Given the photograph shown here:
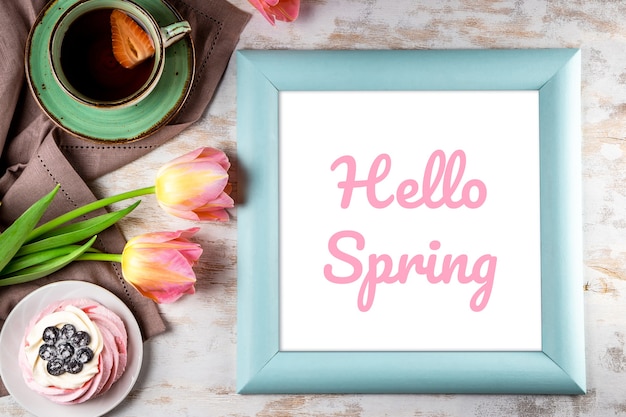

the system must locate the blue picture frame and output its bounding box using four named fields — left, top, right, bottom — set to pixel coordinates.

left=236, top=49, right=584, bottom=394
